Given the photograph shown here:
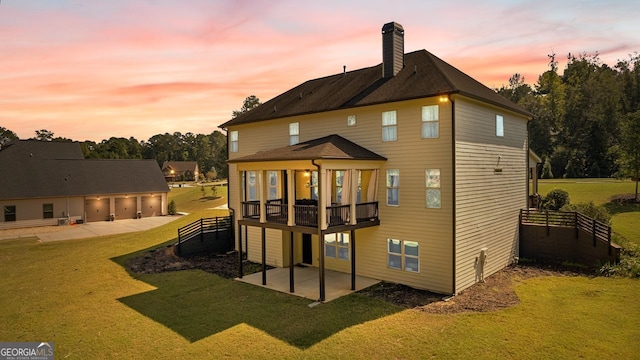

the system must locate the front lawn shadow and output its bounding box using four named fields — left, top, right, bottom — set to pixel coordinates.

left=111, top=249, right=401, bottom=348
